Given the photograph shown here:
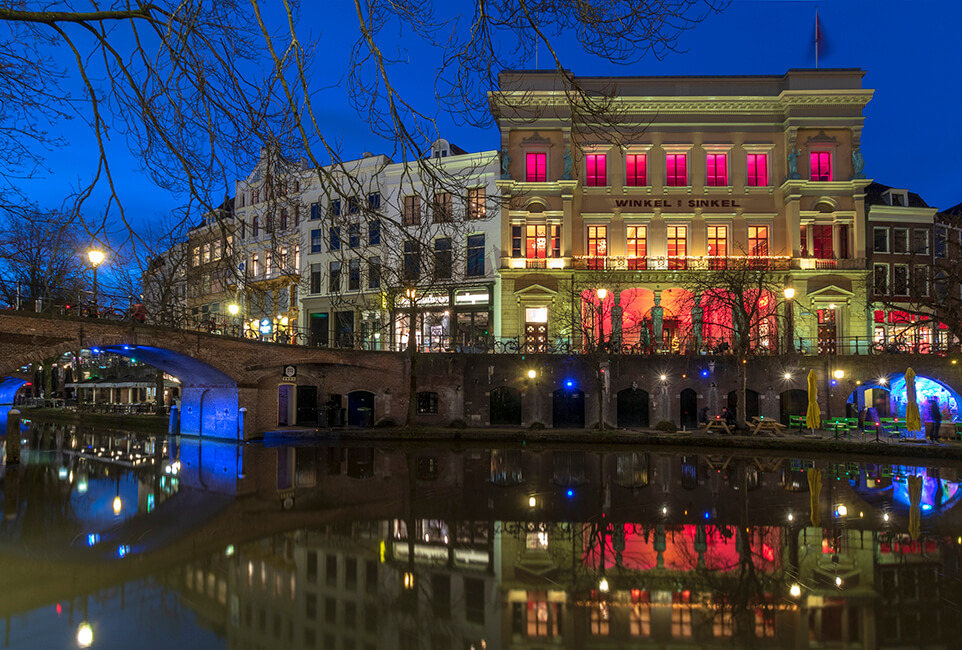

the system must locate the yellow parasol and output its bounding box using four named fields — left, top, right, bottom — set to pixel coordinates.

left=905, top=368, right=922, bottom=435
left=805, top=370, right=821, bottom=430
left=908, top=475, right=922, bottom=540
left=807, top=467, right=822, bottom=528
